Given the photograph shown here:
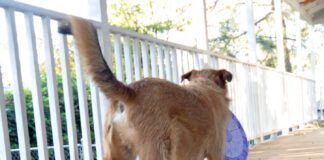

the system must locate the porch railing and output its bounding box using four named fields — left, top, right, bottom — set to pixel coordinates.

left=0, top=1, right=316, bottom=160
